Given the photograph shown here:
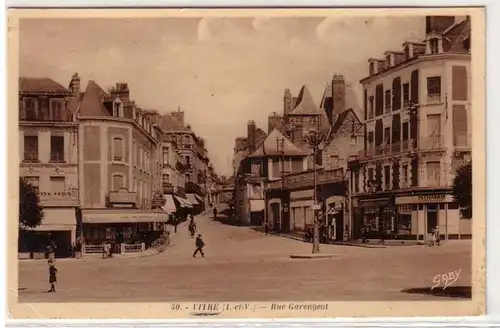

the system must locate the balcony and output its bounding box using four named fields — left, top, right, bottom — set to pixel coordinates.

left=358, top=140, right=415, bottom=160
left=50, top=152, right=66, bottom=163
left=23, top=152, right=39, bottom=163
